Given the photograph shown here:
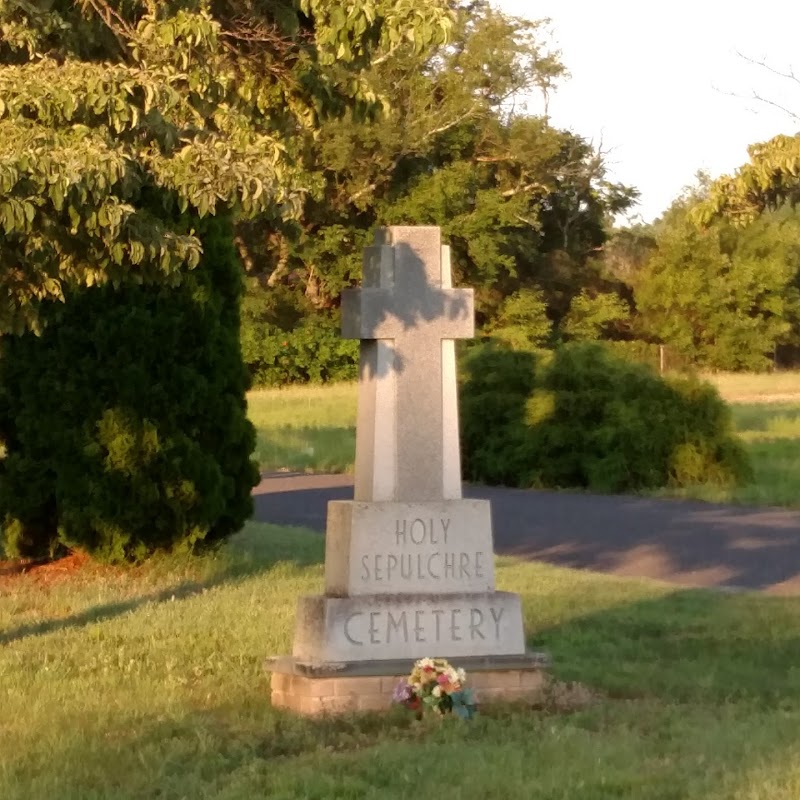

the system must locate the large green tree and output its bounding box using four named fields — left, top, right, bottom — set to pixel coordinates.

left=695, top=134, right=800, bottom=226
left=0, top=213, right=260, bottom=561
left=636, top=184, right=800, bottom=370
left=234, top=0, right=637, bottom=375
left=0, top=0, right=453, bottom=334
